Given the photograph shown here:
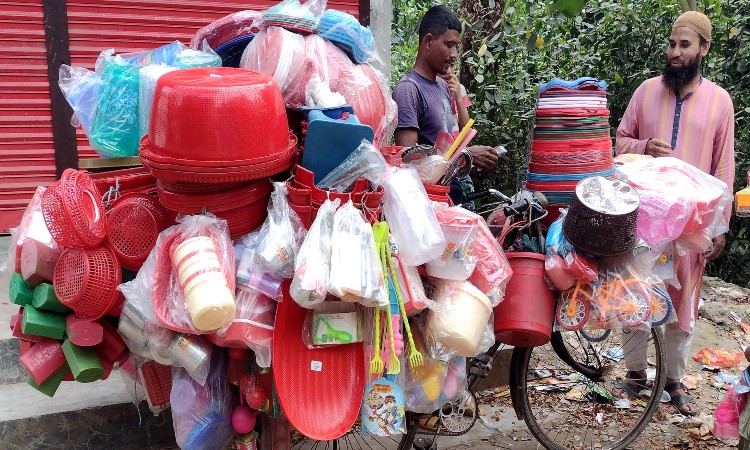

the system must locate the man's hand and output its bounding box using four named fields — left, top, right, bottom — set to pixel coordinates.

left=645, top=138, right=672, bottom=157
left=468, top=145, right=498, bottom=171
left=703, top=233, right=726, bottom=261
left=445, top=73, right=461, bottom=100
